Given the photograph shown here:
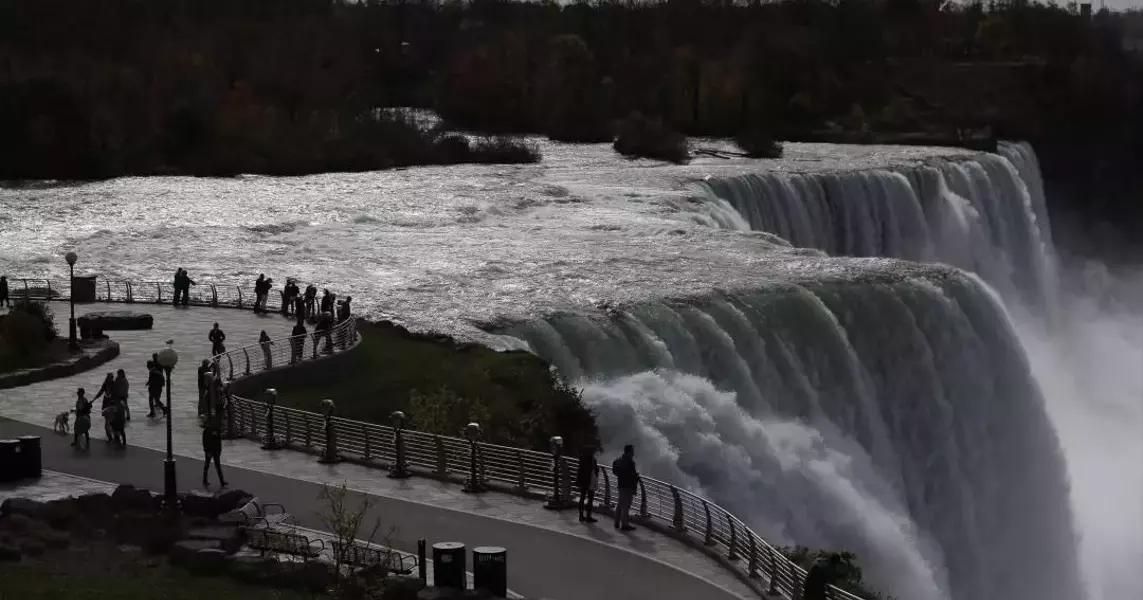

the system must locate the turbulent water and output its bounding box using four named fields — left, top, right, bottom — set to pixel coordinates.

left=2, top=140, right=1139, bottom=600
